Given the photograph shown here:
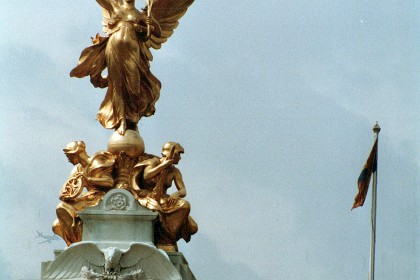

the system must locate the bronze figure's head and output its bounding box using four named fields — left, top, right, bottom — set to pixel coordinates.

left=63, top=141, right=87, bottom=164
left=161, top=142, right=184, bottom=164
